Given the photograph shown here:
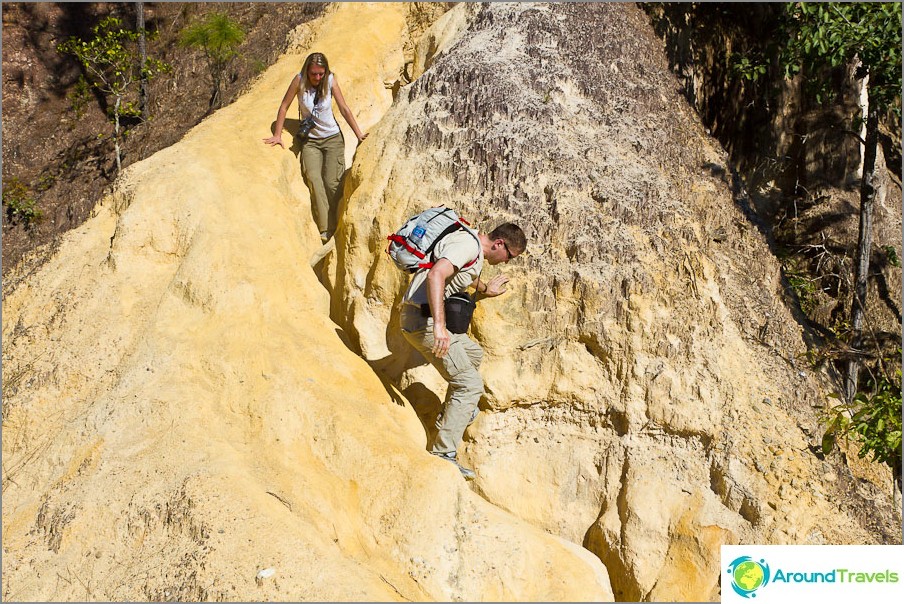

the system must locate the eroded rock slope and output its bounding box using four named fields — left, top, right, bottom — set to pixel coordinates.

left=1, top=3, right=611, bottom=601
left=2, top=3, right=897, bottom=604
left=330, top=3, right=899, bottom=601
